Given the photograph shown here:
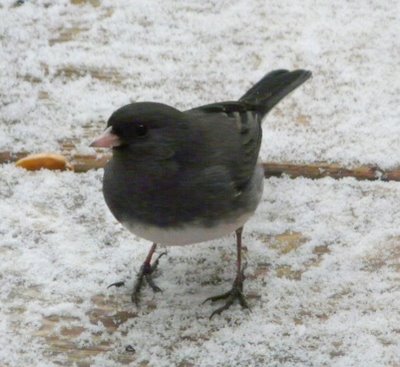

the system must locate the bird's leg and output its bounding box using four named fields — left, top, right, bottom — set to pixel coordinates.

left=131, top=243, right=167, bottom=305
left=108, top=243, right=166, bottom=304
left=203, top=227, right=250, bottom=318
